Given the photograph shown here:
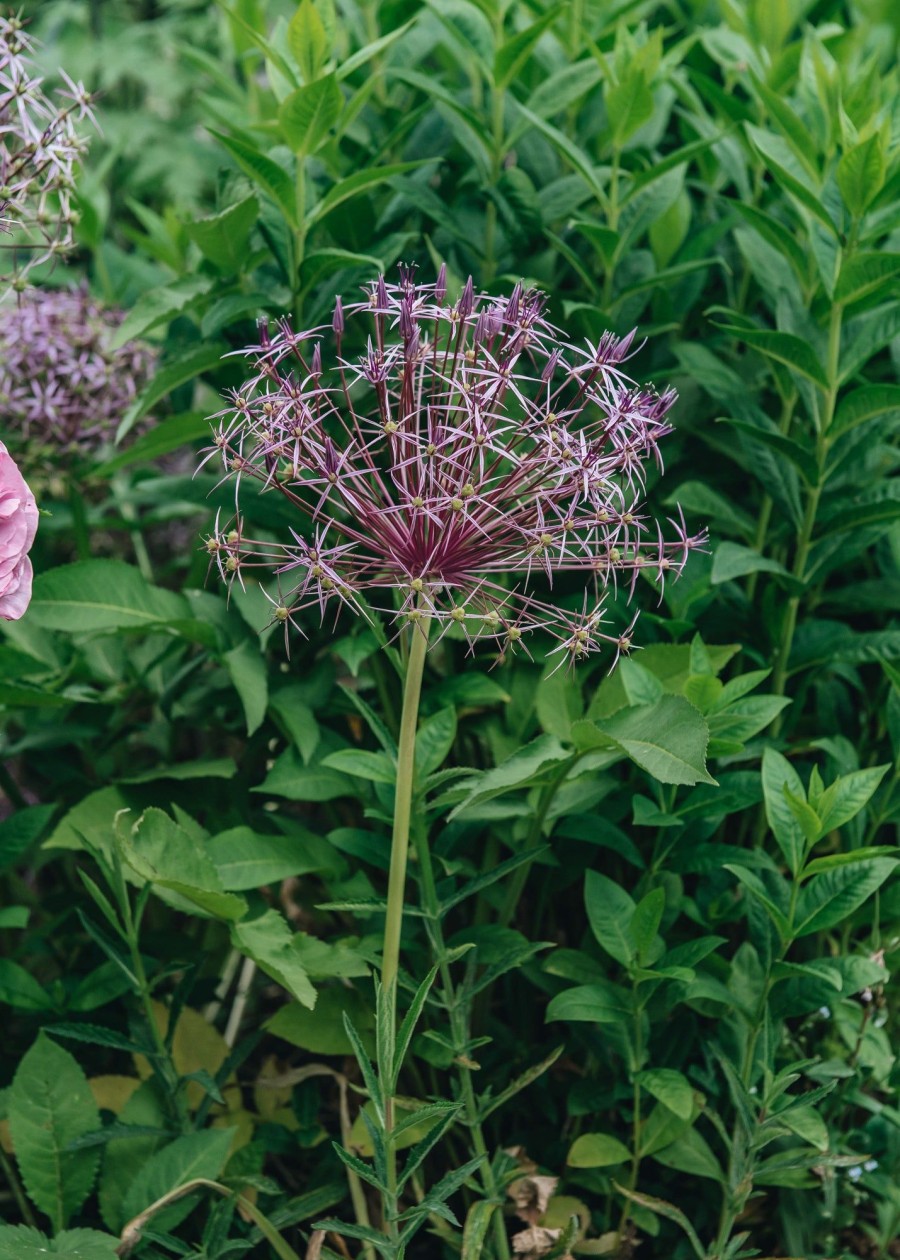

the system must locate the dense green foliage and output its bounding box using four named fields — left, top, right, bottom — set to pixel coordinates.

left=1, top=1, right=899, bottom=1258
